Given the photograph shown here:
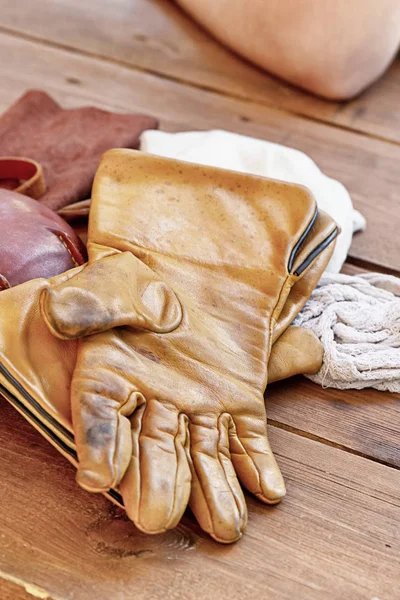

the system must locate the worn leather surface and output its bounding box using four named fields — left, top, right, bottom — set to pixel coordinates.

left=0, top=152, right=334, bottom=542
left=0, top=189, right=87, bottom=290
left=0, top=279, right=325, bottom=516
left=57, top=199, right=330, bottom=382
left=0, top=90, right=158, bottom=210
left=38, top=150, right=338, bottom=542
left=56, top=200, right=328, bottom=382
